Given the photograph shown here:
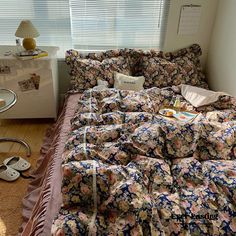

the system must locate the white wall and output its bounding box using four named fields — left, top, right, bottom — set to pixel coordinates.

left=164, top=0, right=218, bottom=66
left=207, top=0, right=236, bottom=96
